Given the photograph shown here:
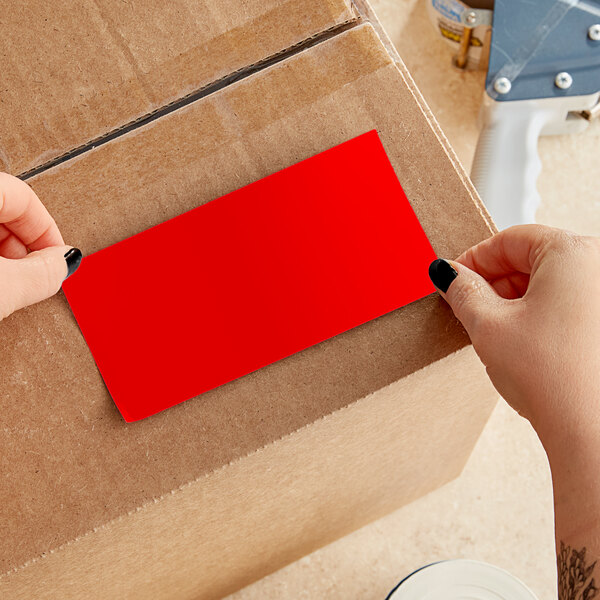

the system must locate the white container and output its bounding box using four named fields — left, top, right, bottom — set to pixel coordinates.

left=387, top=559, right=539, bottom=600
